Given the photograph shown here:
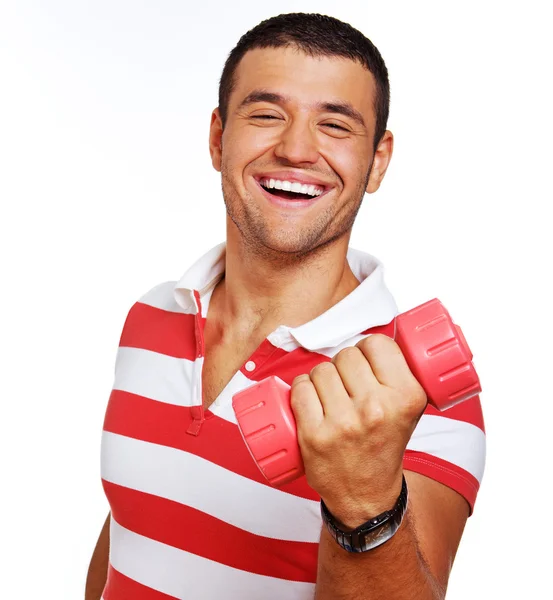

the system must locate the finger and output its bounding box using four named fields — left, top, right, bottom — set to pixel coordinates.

left=331, top=345, right=380, bottom=400
left=290, top=374, right=324, bottom=432
left=356, top=334, right=419, bottom=390
left=308, top=361, right=352, bottom=419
